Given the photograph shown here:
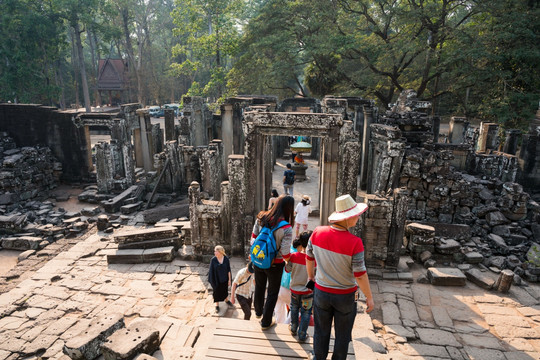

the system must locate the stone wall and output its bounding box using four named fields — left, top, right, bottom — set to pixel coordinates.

left=0, top=104, right=89, bottom=181
left=0, top=134, right=60, bottom=204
